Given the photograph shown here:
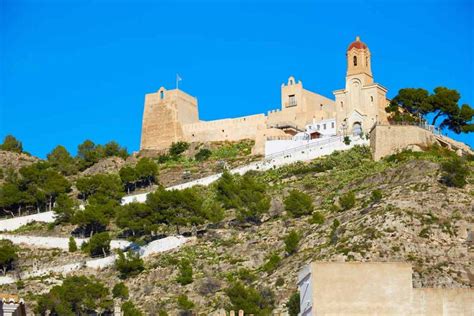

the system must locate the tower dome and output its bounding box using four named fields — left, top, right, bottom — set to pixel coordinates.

left=347, top=36, right=368, bottom=51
